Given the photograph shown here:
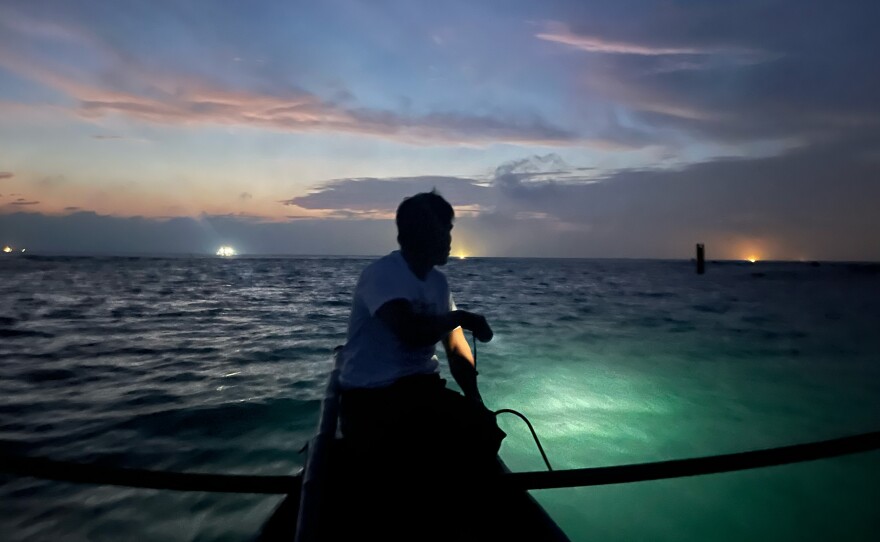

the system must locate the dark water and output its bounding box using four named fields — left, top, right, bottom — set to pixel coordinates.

left=1, top=256, right=879, bottom=541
